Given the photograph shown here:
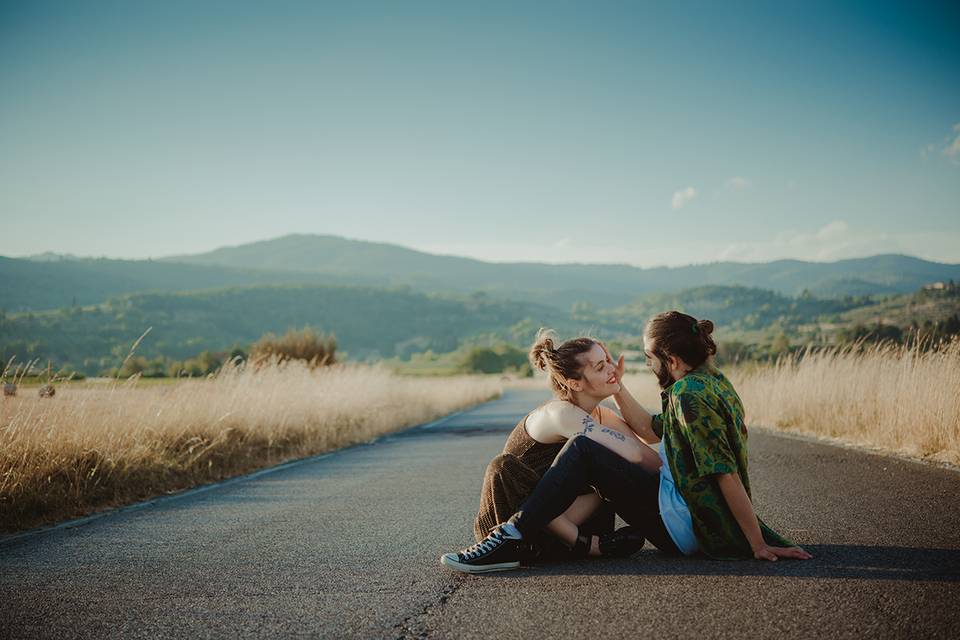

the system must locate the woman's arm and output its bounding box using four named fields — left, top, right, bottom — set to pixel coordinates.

left=716, top=472, right=812, bottom=561
left=527, top=402, right=660, bottom=472
left=567, top=410, right=661, bottom=472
